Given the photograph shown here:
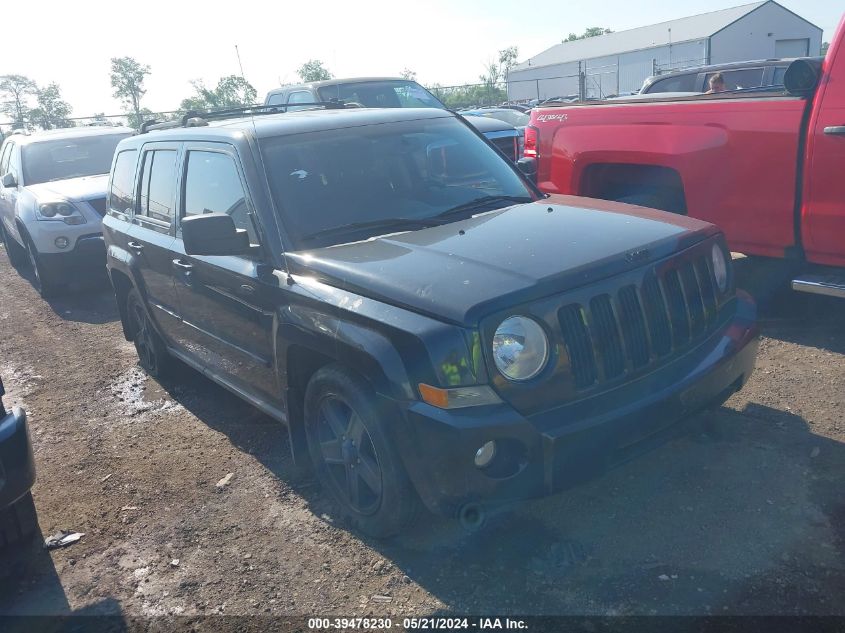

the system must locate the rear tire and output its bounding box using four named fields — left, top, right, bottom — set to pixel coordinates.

left=0, top=493, right=39, bottom=550
left=304, top=365, right=418, bottom=538
left=126, top=288, right=173, bottom=378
